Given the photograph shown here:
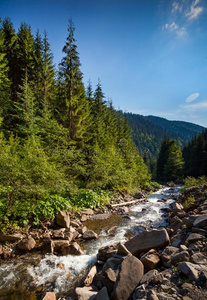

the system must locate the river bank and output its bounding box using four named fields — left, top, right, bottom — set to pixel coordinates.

left=0, top=185, right=207, bottom=299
